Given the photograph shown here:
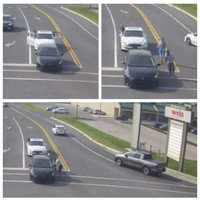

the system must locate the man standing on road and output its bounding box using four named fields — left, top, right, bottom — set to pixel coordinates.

left=165, top=50, right=175, bottom=76
left=157, top=37, right=166, bottom=65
